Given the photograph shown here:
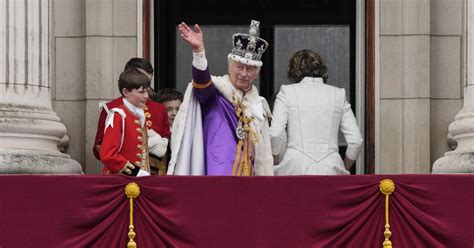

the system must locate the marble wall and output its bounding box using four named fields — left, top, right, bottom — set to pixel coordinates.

left=52, top=0, right=139, bottom=173
left=378, top=0, right=464, bottom=173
